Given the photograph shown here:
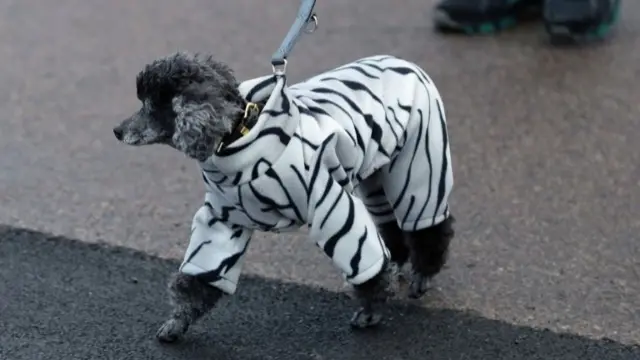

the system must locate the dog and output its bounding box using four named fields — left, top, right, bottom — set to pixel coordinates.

left=113, top=51, right=455, bottom=343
